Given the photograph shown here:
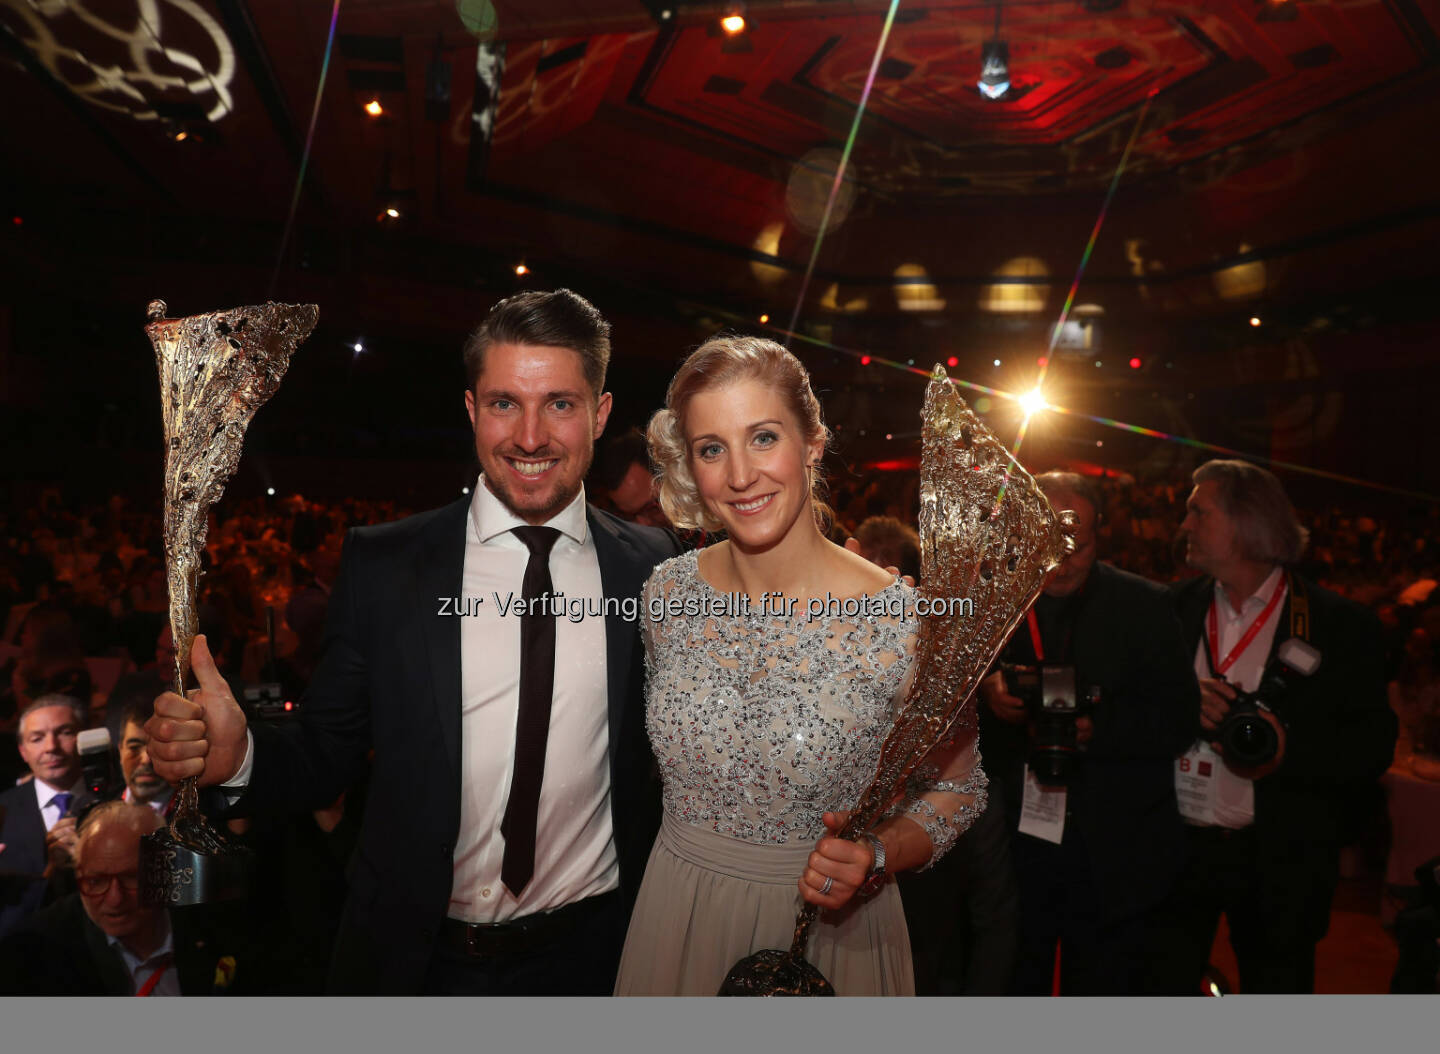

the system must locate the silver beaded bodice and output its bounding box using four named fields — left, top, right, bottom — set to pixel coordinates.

left=642, top=550, right=917, bottom=846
